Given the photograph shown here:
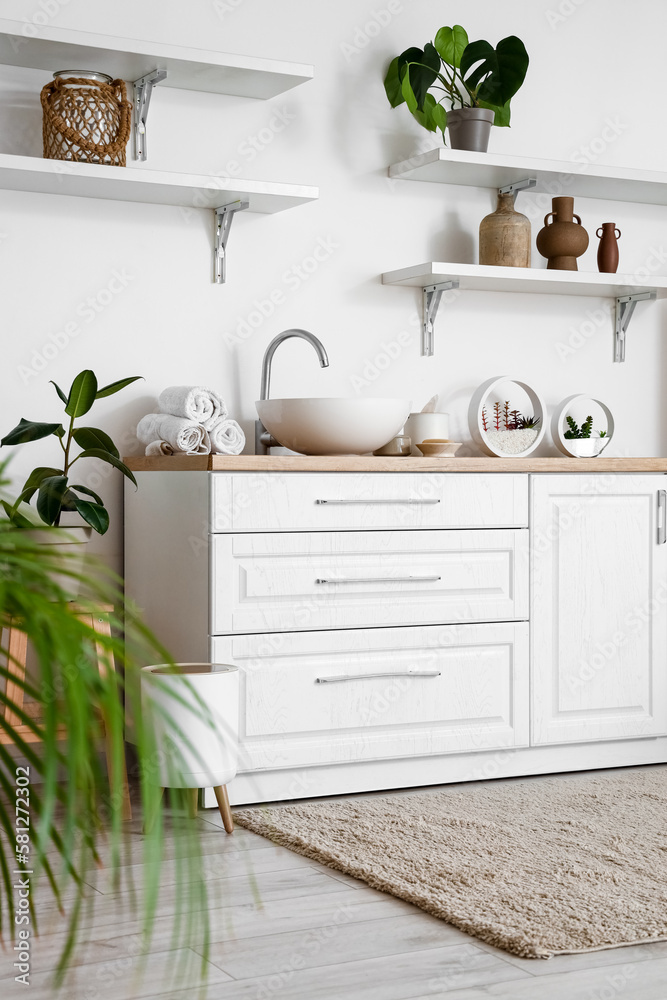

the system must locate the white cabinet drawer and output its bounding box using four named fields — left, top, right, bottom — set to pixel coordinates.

left=211, top=529, right=528, bottom=634
left=211, top=623, right=529, bottom=769
left=210, top=473, right=527, bottom=533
